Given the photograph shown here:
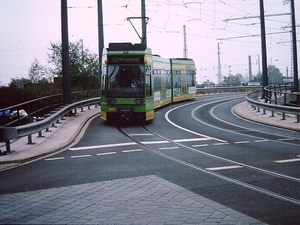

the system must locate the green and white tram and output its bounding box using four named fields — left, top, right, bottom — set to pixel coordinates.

left=100, top=42, right=196, bottom=123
